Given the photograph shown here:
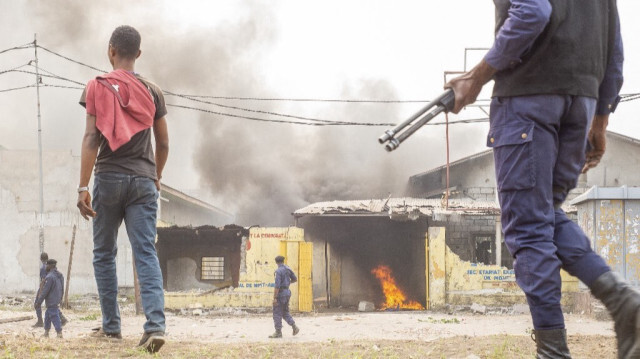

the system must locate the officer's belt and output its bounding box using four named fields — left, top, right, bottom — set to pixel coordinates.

left=279, top=286, right=289, bottom=290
